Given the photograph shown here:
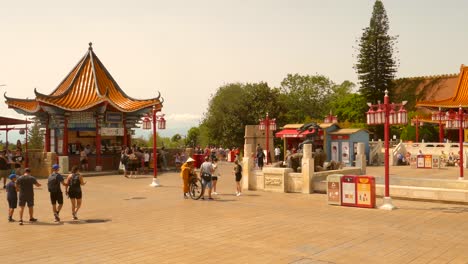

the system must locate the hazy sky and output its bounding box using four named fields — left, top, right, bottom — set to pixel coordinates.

left=1, top=0, right=468, bottom=138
